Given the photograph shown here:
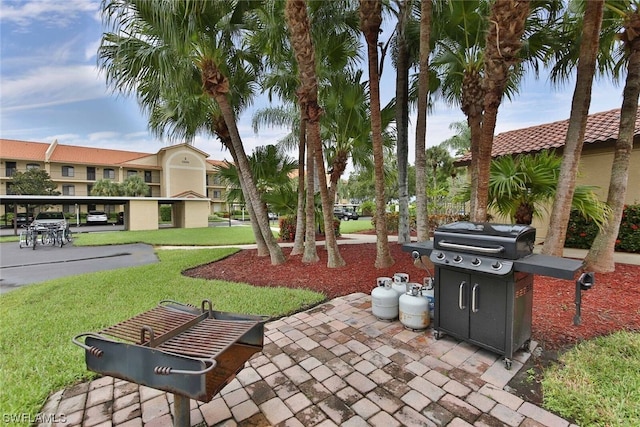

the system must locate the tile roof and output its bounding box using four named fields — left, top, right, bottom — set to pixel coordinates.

left=0, top=139, right=49, bottom=161
left=456, top=108, right=640, bottom=163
